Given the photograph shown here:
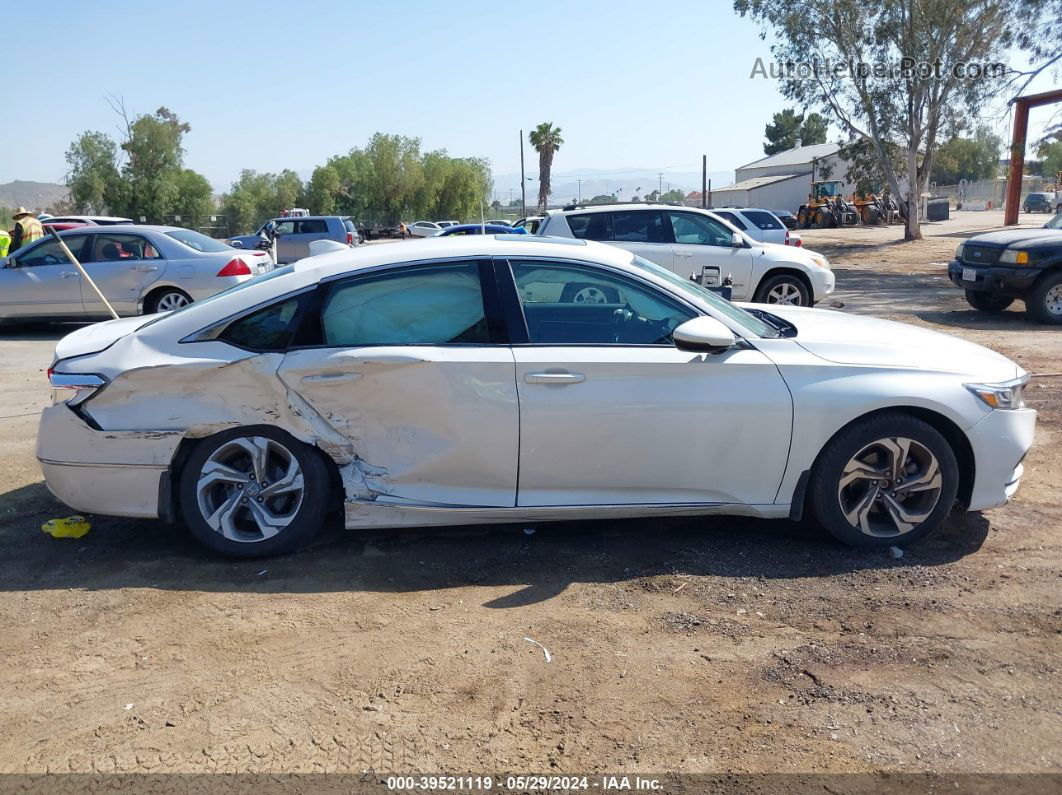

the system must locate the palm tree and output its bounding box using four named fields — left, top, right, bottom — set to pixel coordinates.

left=529, top=123, right=563, bottom=212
